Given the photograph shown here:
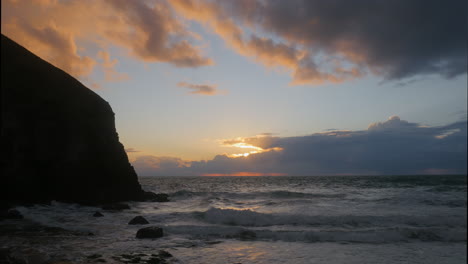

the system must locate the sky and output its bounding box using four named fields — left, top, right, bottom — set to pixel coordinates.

left=2, top=0, right=467, bottom=176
